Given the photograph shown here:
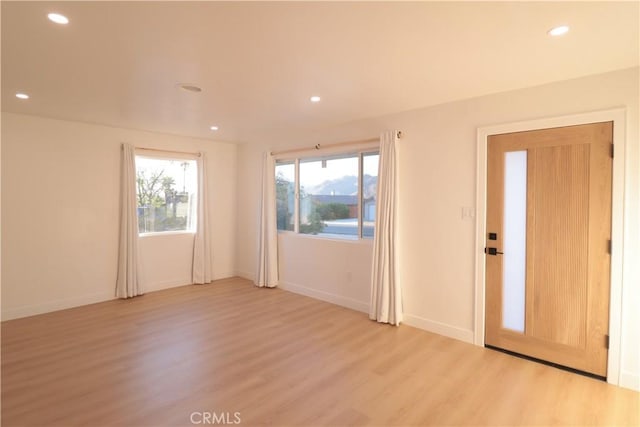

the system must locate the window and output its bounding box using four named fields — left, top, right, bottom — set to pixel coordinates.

left=300, top=155, right=359, bottom=238
left=276, top=151, right=379, bottom=239
left=362, top=153, right=379, bottom=238
left=275, top=162, right=295, bottom=231
left=135, top=156, right=197, bottom=234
